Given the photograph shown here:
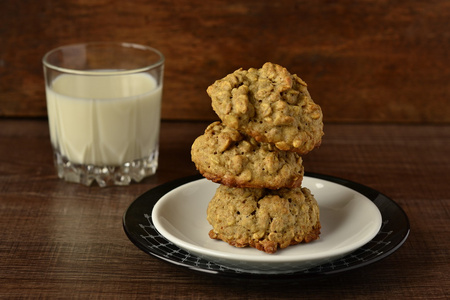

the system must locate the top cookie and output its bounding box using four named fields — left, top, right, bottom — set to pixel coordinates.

left=207, top=62, right=324, bottom=154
